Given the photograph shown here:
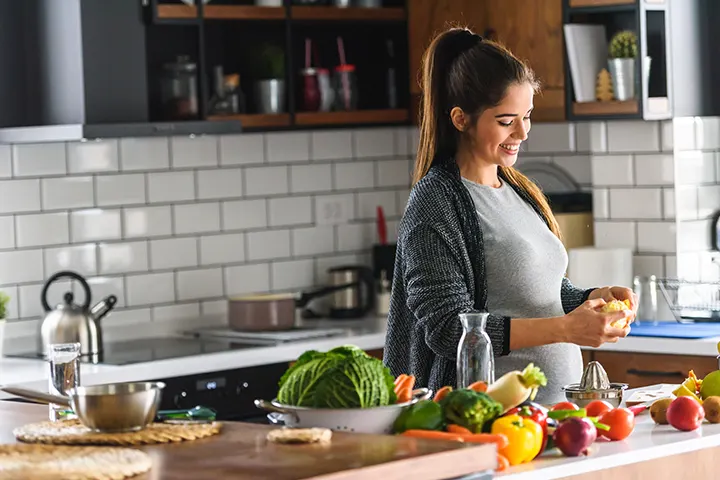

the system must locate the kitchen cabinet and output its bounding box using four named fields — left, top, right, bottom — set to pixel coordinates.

left=588, top=351, right=717, bottom=389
